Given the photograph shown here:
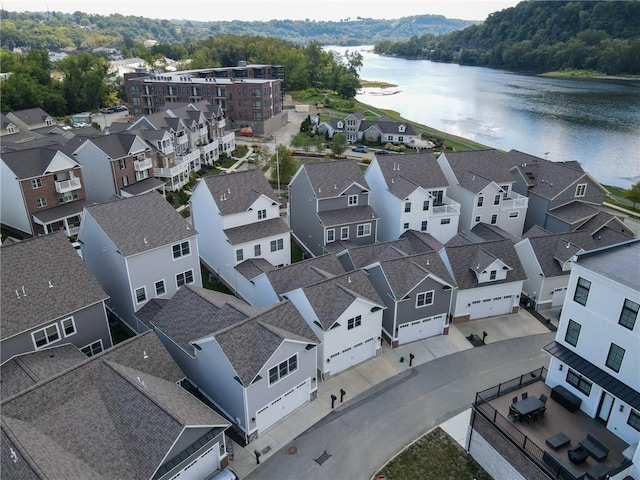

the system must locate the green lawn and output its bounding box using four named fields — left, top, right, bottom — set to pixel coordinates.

left=376, top=427, right=492, bottom=480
